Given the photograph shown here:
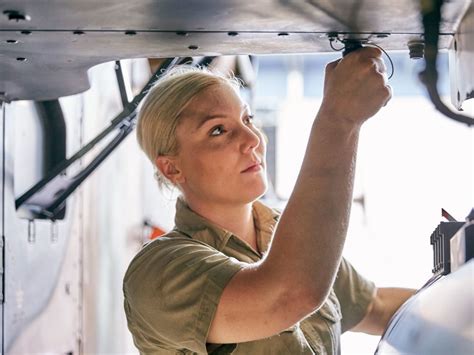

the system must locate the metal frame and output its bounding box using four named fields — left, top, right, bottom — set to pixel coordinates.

left=15, top=57, right=180, bottom=220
